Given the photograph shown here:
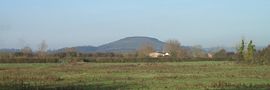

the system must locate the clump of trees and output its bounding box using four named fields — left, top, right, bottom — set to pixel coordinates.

left=64, top=47, right=78, bottom=57
left=137, top=39, right=208, bottom=59
left=37, top=40, right=48, bottom=58
left=0, top=40, right=62, bottom=63
left=213, top=49, right=227, bottom=59
left=237, top=39, right=256, bottom=64
left=204, top=46, right=235, bottom=60
left=163, top=39, right=189, bottom=59
left=257, top=45, right=270, bottom=65
left=21, top=46, right=33, bottom=57
left=137, top=43, right=155, bottom=58
left=2, top=38, right=270, bottom=64
left=236, top=39, right=270, bottom=65
left=190, top=45, right=207, bottom=58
